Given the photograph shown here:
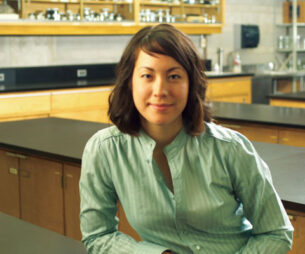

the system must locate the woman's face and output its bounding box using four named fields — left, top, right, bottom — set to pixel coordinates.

left=131, top=49, right=189, bottom=130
